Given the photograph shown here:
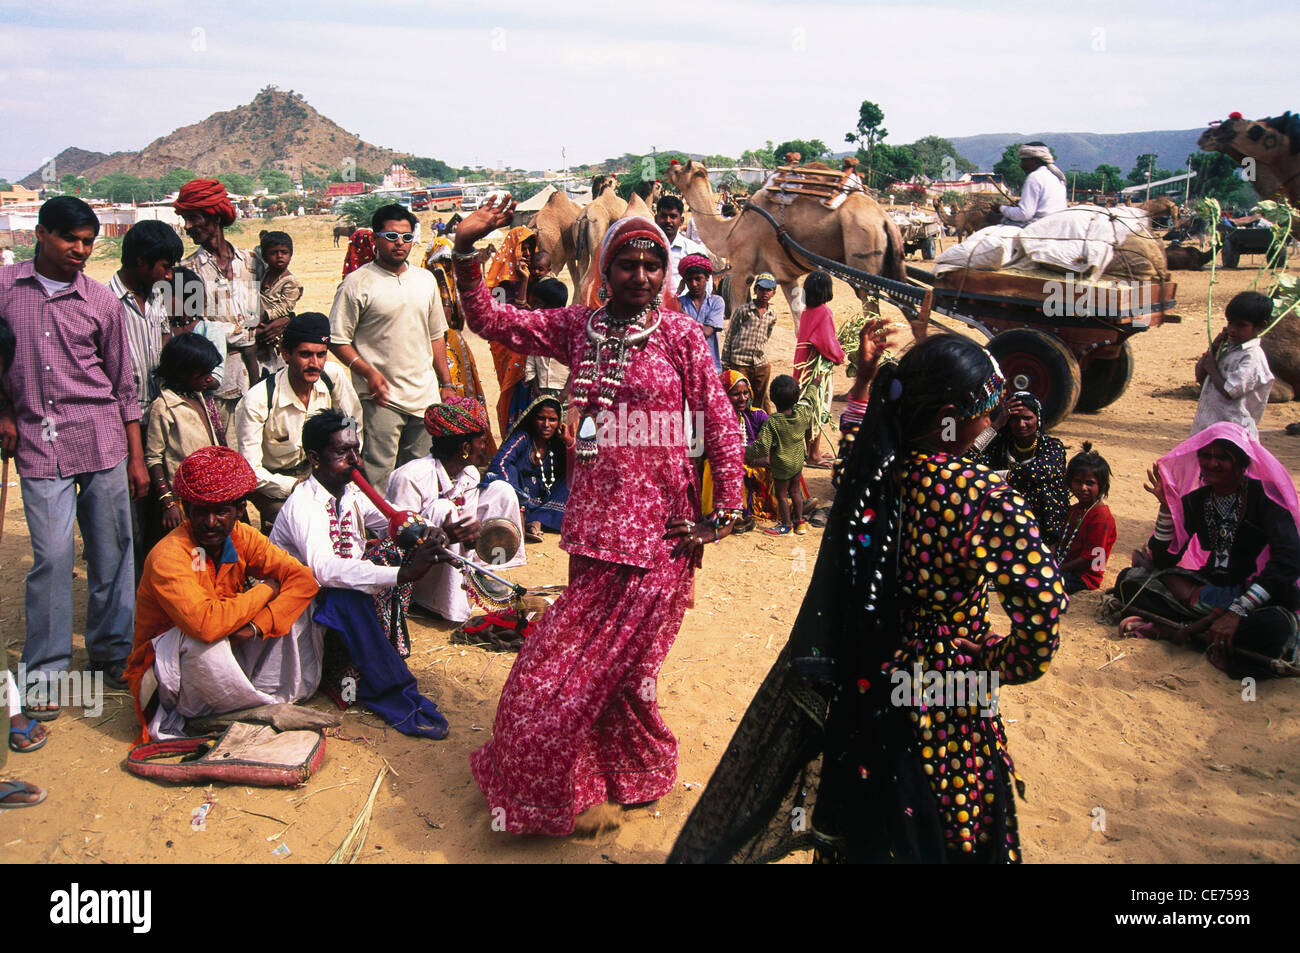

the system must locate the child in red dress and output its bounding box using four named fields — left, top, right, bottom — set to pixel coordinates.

left=1057, top=442, right=1118, bottom=594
